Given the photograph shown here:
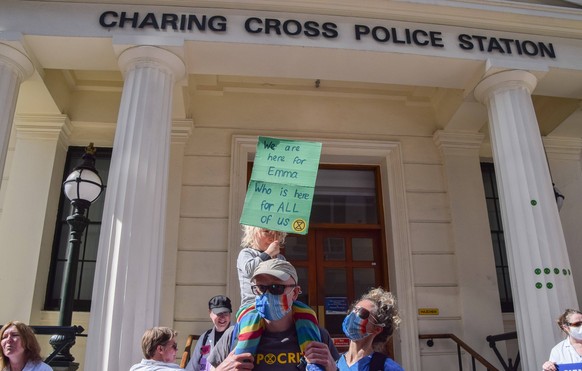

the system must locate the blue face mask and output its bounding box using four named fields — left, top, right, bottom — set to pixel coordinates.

left=342, top=312, right=370, bottom=341
left=255, top=292, right=292, bottom=321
